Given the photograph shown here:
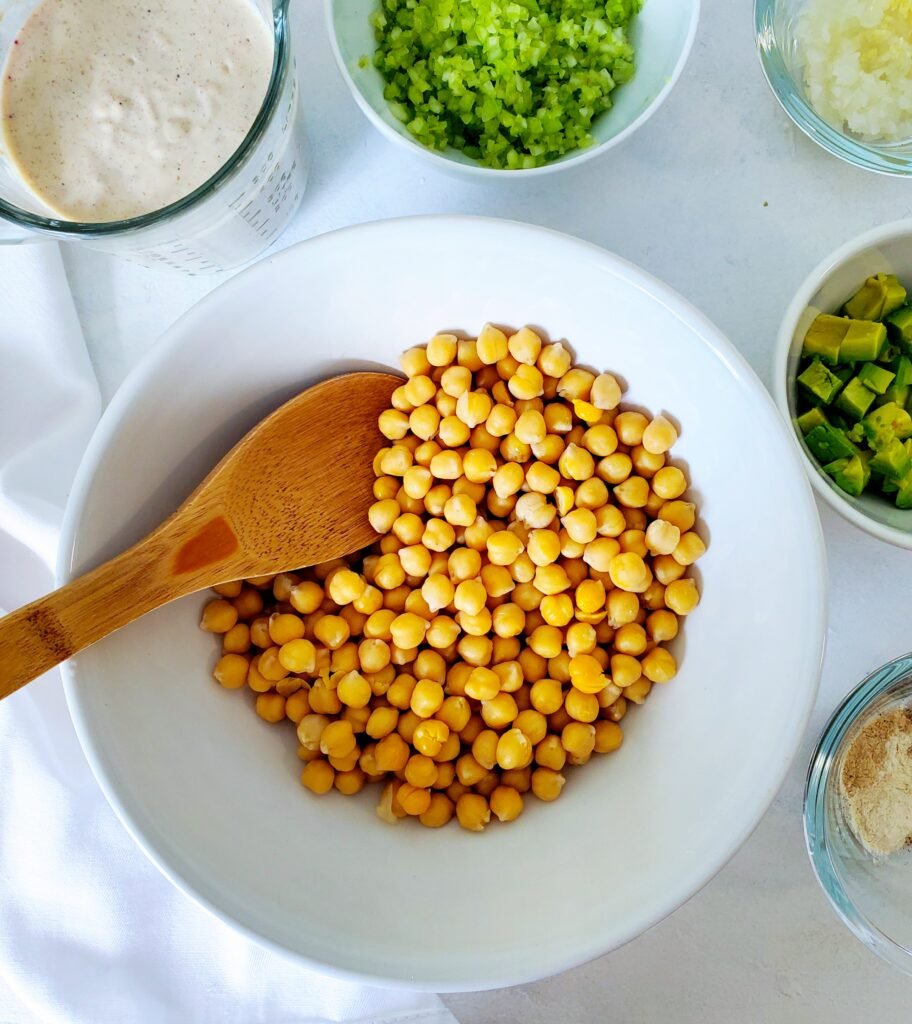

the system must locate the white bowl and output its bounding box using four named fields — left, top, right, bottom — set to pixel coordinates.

left=325, top=0, right=699, bottom=178
left=59, top=216, right=826, bottom=990
left=774, top=219, right=912, bottom=549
